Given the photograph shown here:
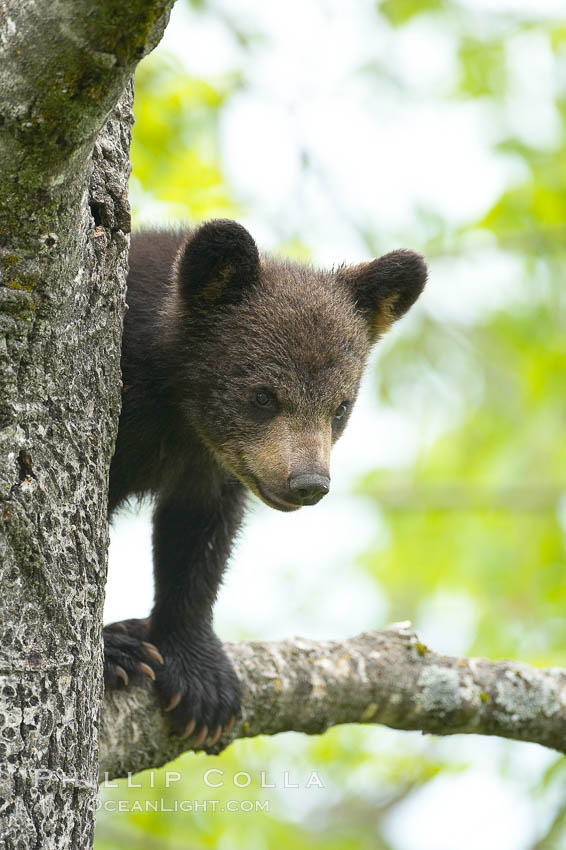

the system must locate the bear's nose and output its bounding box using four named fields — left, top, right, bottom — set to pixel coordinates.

left=288, top=473, right=330, bottom=506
